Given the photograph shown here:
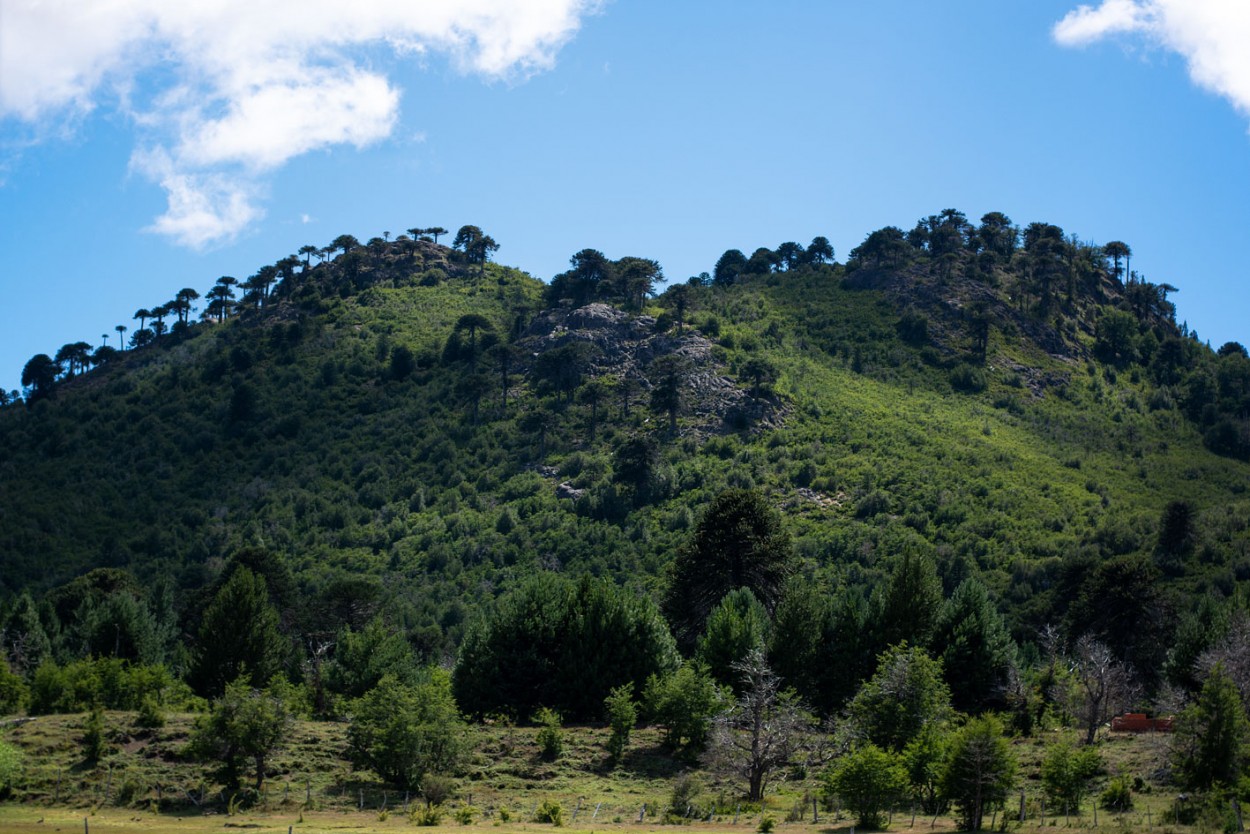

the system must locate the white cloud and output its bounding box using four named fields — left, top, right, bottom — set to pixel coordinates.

left=1054, top=1, right=1250, bottom=126
left=0, top=0, right=600, bottom=248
